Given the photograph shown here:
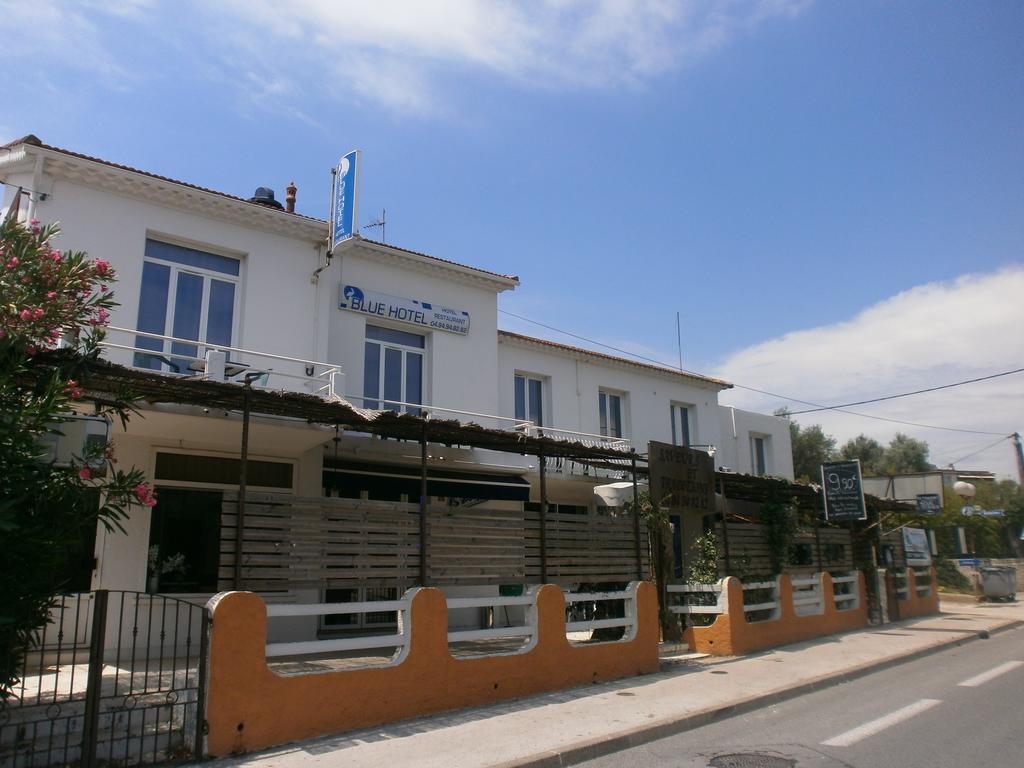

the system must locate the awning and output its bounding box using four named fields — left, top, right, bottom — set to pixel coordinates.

left=323, top=460, right=531, bottom=502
